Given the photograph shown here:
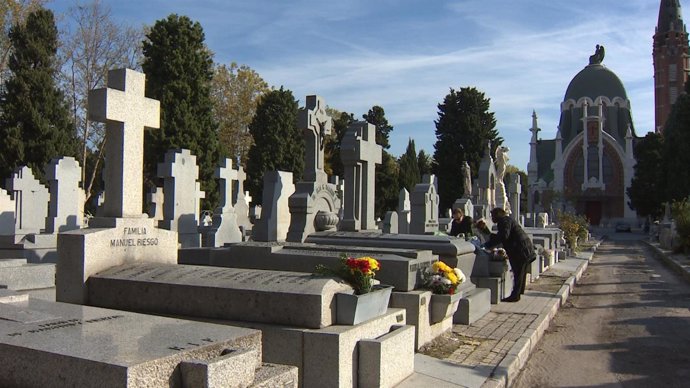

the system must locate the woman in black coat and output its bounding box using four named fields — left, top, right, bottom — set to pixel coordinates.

left=479, top=207, right=536, bottom=302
